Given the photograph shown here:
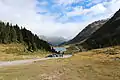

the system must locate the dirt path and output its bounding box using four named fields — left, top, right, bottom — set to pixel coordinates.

left=0, top=55, right=72, bottom=67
